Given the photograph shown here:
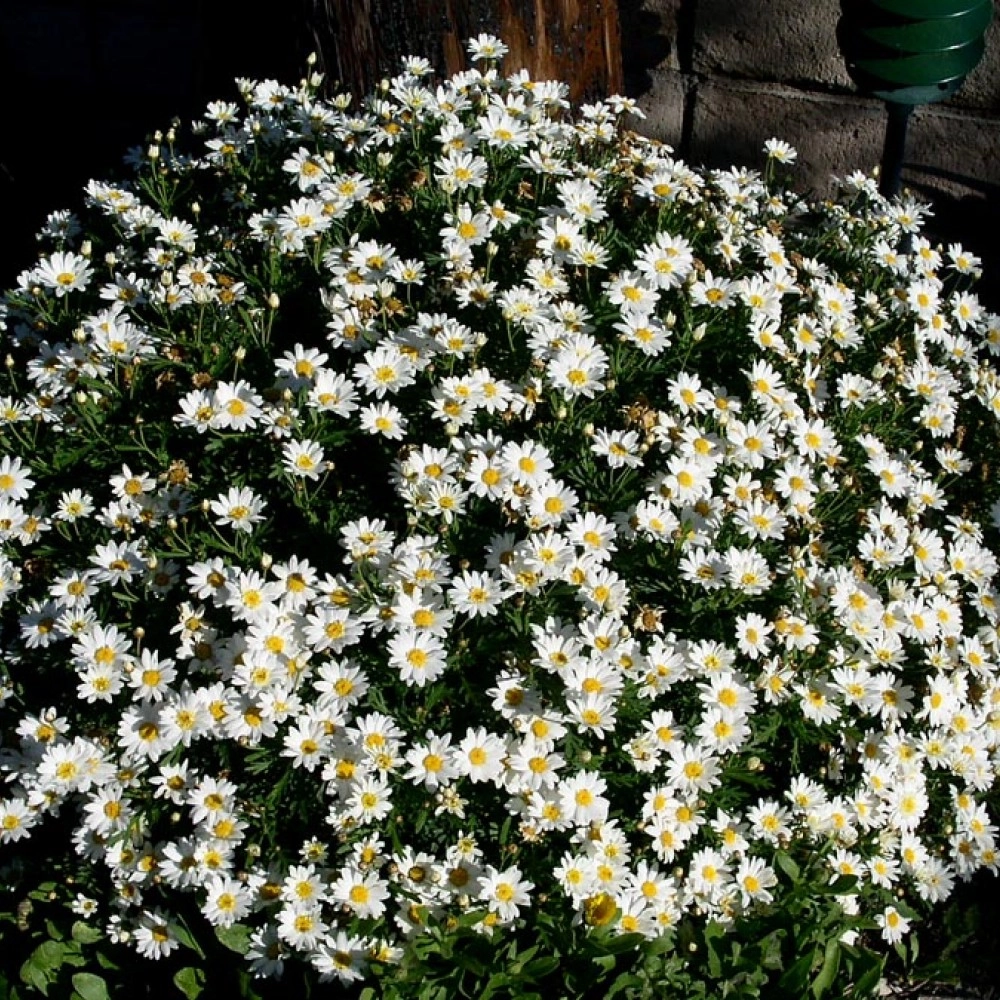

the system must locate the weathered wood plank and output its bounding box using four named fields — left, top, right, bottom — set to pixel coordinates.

left=304, top=0, right=623, bottom=103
